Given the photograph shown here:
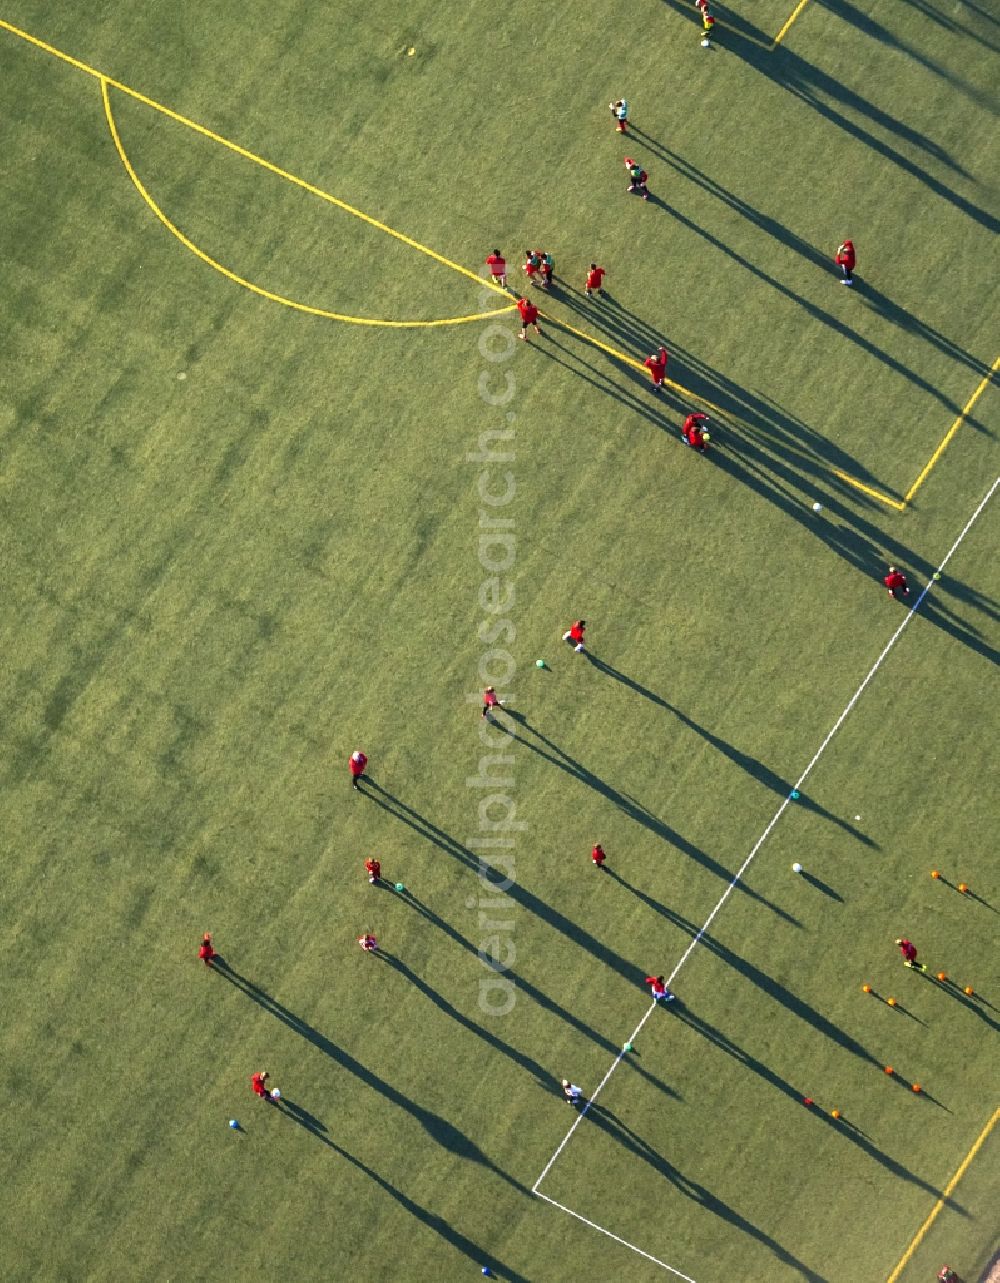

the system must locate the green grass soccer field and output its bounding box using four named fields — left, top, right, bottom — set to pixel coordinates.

left=1, top=1, right=998, bottom=1280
